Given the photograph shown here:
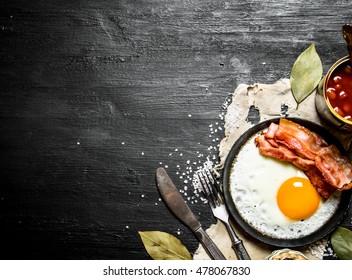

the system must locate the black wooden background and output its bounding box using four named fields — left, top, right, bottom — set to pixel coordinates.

left=1, top=0, right=352, bottom=260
